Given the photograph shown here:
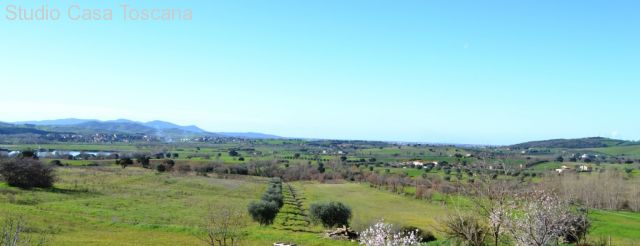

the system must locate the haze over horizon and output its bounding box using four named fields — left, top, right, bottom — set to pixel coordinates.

left=2, top=0, right=639, bottom=145
left=4, top=117, right=637, bottom=146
